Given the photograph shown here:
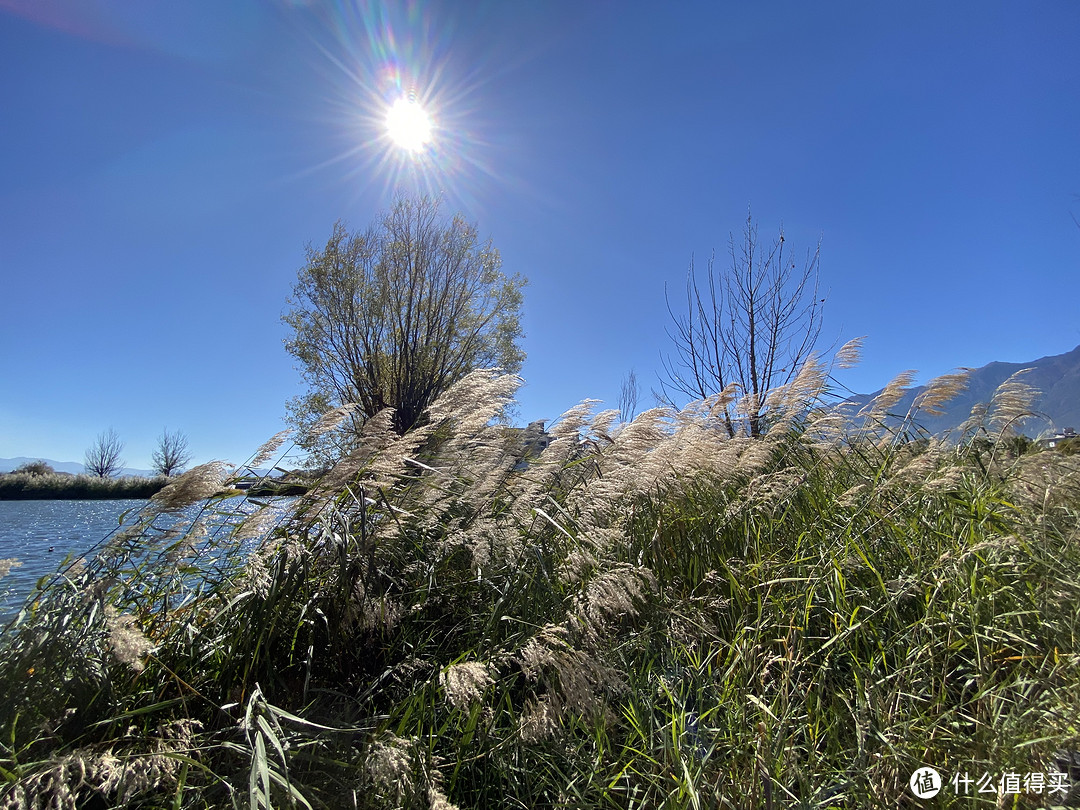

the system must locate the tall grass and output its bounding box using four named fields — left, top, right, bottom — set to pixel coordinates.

left=1, top=354, right=1078, bottom=809
left=0, top=472, right=168, bottom=500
